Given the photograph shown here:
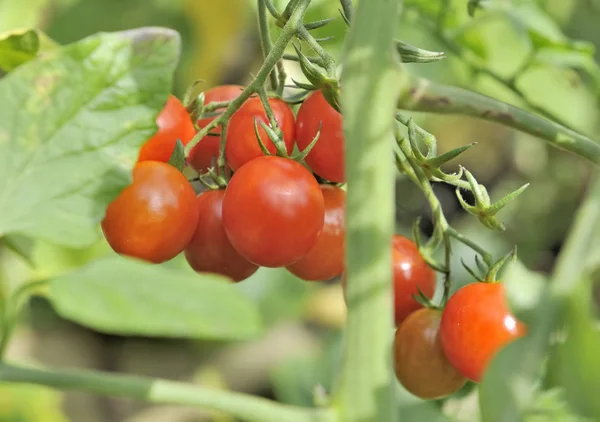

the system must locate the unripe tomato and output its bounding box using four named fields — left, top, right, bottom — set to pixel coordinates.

left=341, top=235, right=436, bottom=326
left=440, top=282, right=527, bottom=382
left=187, top=85, right=244, bottom=173
left=102, top=161, right=199, bottom=263
left=137, top=95, right=196, bottom=163
left=226, top=97, right=295, bottom=171
left=286, top=185, right=345, bottom=281
left=393, top=308, right=467, bottom=399
left=296, top=90, right=344, bottom=183
left=185, top=190, right=258, bottom=282
left=222, top=156, right=324, bottom=267
left=392, top=235, right=437, bottom=325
